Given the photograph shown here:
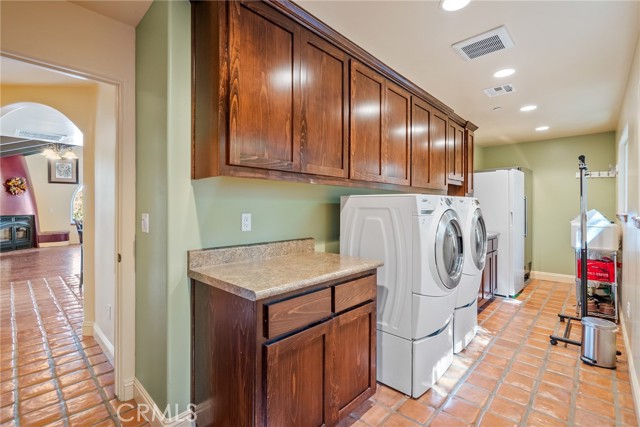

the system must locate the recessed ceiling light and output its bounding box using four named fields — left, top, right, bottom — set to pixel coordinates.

left=440, top=0, right=471, bottom=12
left=520, top=105, right=537, bottom=112
left=535, top=126, right=549, bottom=131
left=494, top=68, right=515, bottom=78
